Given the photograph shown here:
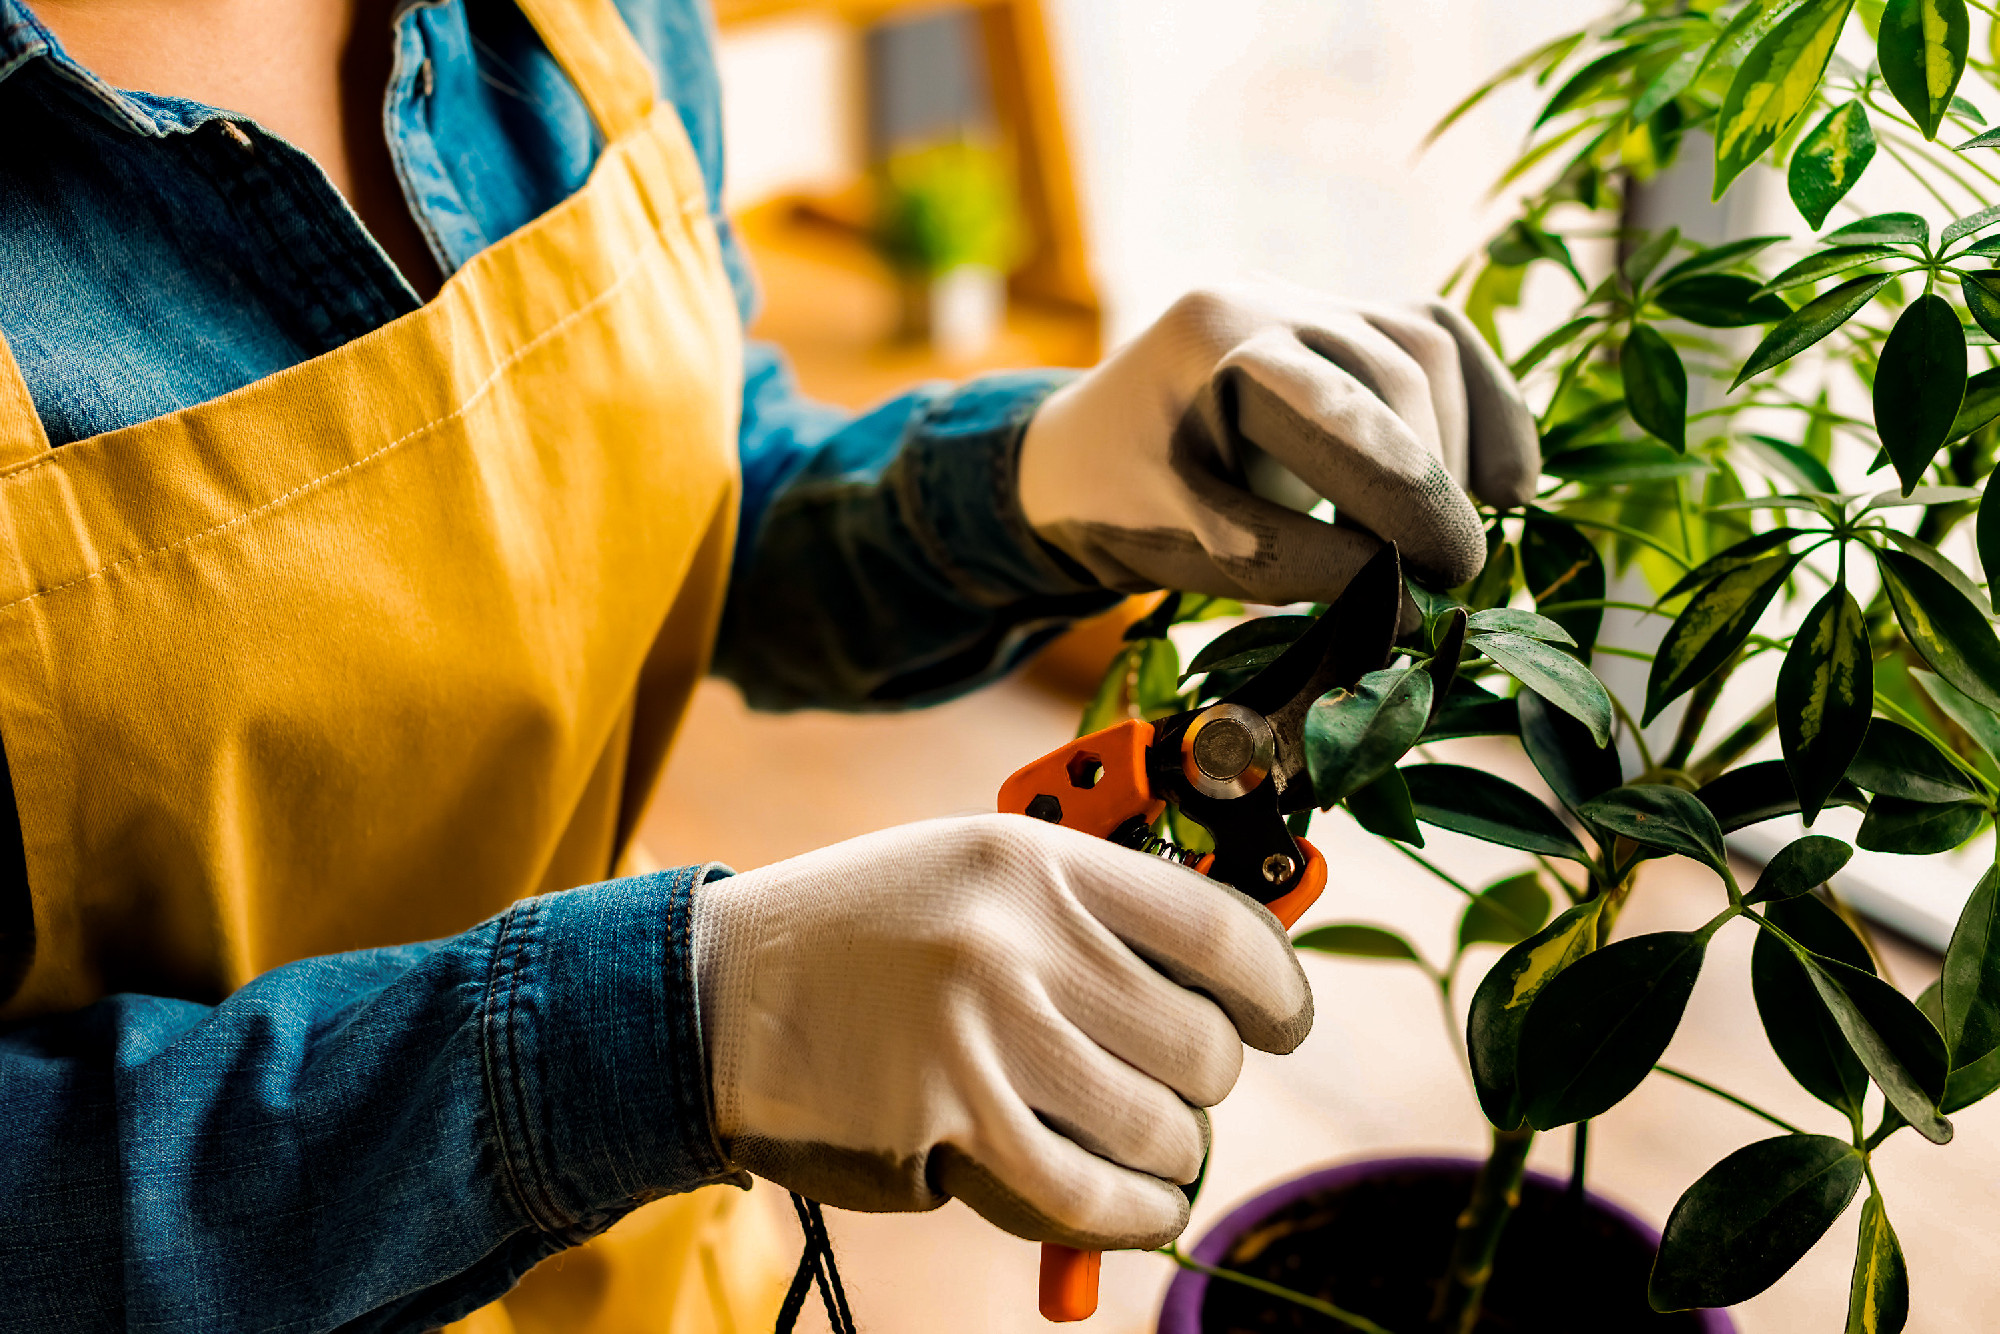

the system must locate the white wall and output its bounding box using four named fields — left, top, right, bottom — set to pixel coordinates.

left=1040, top=0, right=1607, bottom=343
left=715, top=0, right=1607, bottom=343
